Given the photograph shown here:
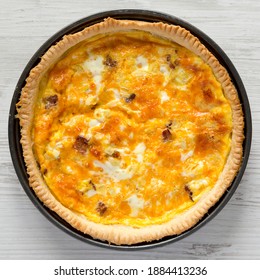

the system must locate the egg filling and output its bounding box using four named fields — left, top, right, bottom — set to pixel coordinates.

left=32, top=31, right=232, bottom=227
